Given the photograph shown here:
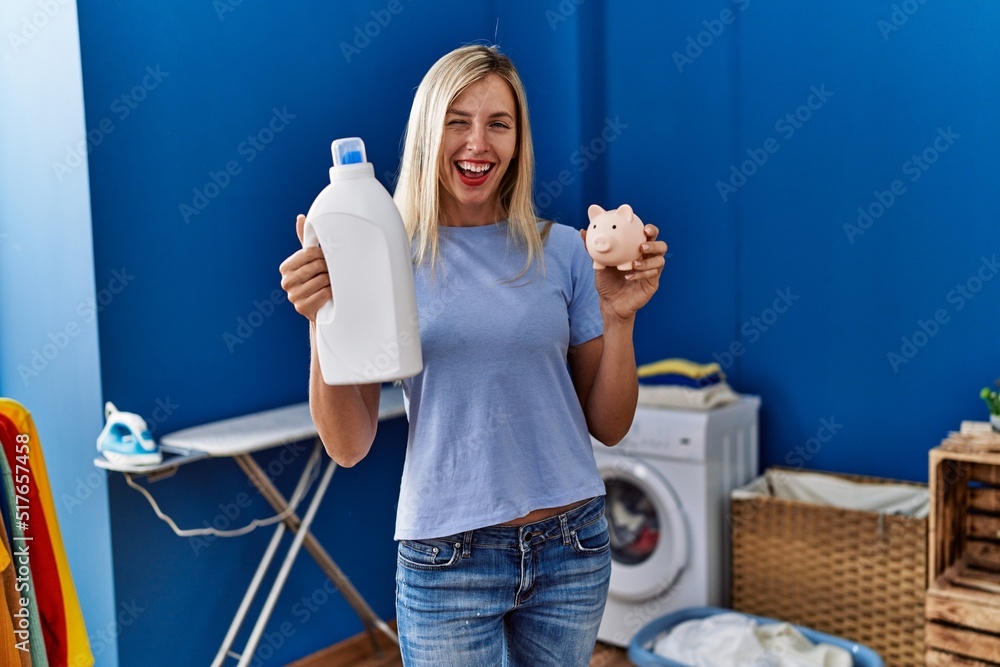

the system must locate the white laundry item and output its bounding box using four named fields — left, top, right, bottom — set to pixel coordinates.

left=637, top=382, right=740, bottom=410
left=609, top=496, right=645, bottom=532
left=653, top=613, right=765, bottom=666
left=756, top=622, right=854, bottom=667
left=652, top=613, right=853, bottom=667
left=764, top=469, right=928, bottom=518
